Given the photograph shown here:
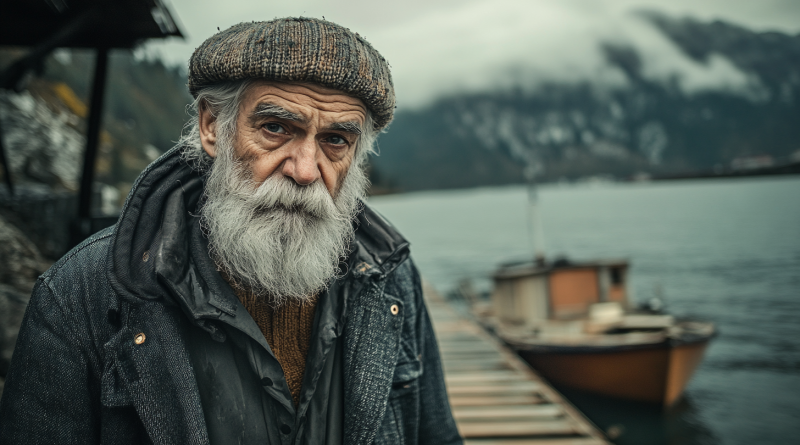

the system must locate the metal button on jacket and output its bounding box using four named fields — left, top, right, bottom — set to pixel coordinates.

left=134, top=333, right=146, bottom=345
left=390, top=304, right=399, bottom=315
